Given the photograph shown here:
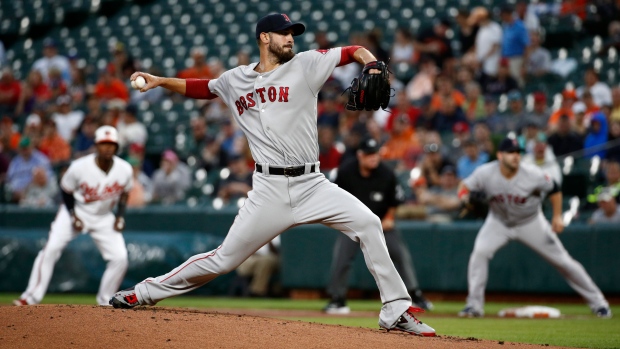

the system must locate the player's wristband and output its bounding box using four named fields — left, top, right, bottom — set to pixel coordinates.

left=457, top=188, right=469, bottom=200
